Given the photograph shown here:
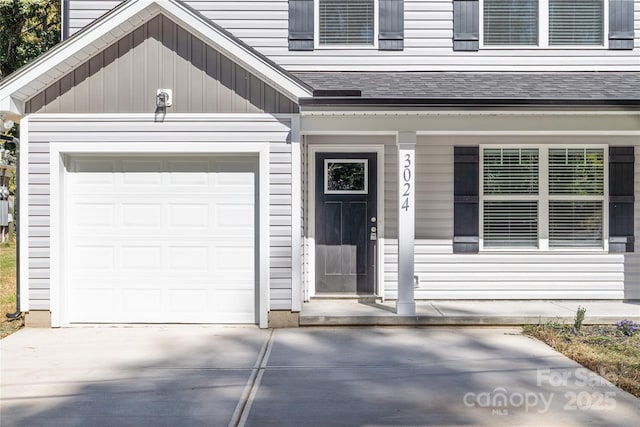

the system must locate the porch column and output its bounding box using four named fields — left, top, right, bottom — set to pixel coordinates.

left=396, top=132, right=416, bottom=315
